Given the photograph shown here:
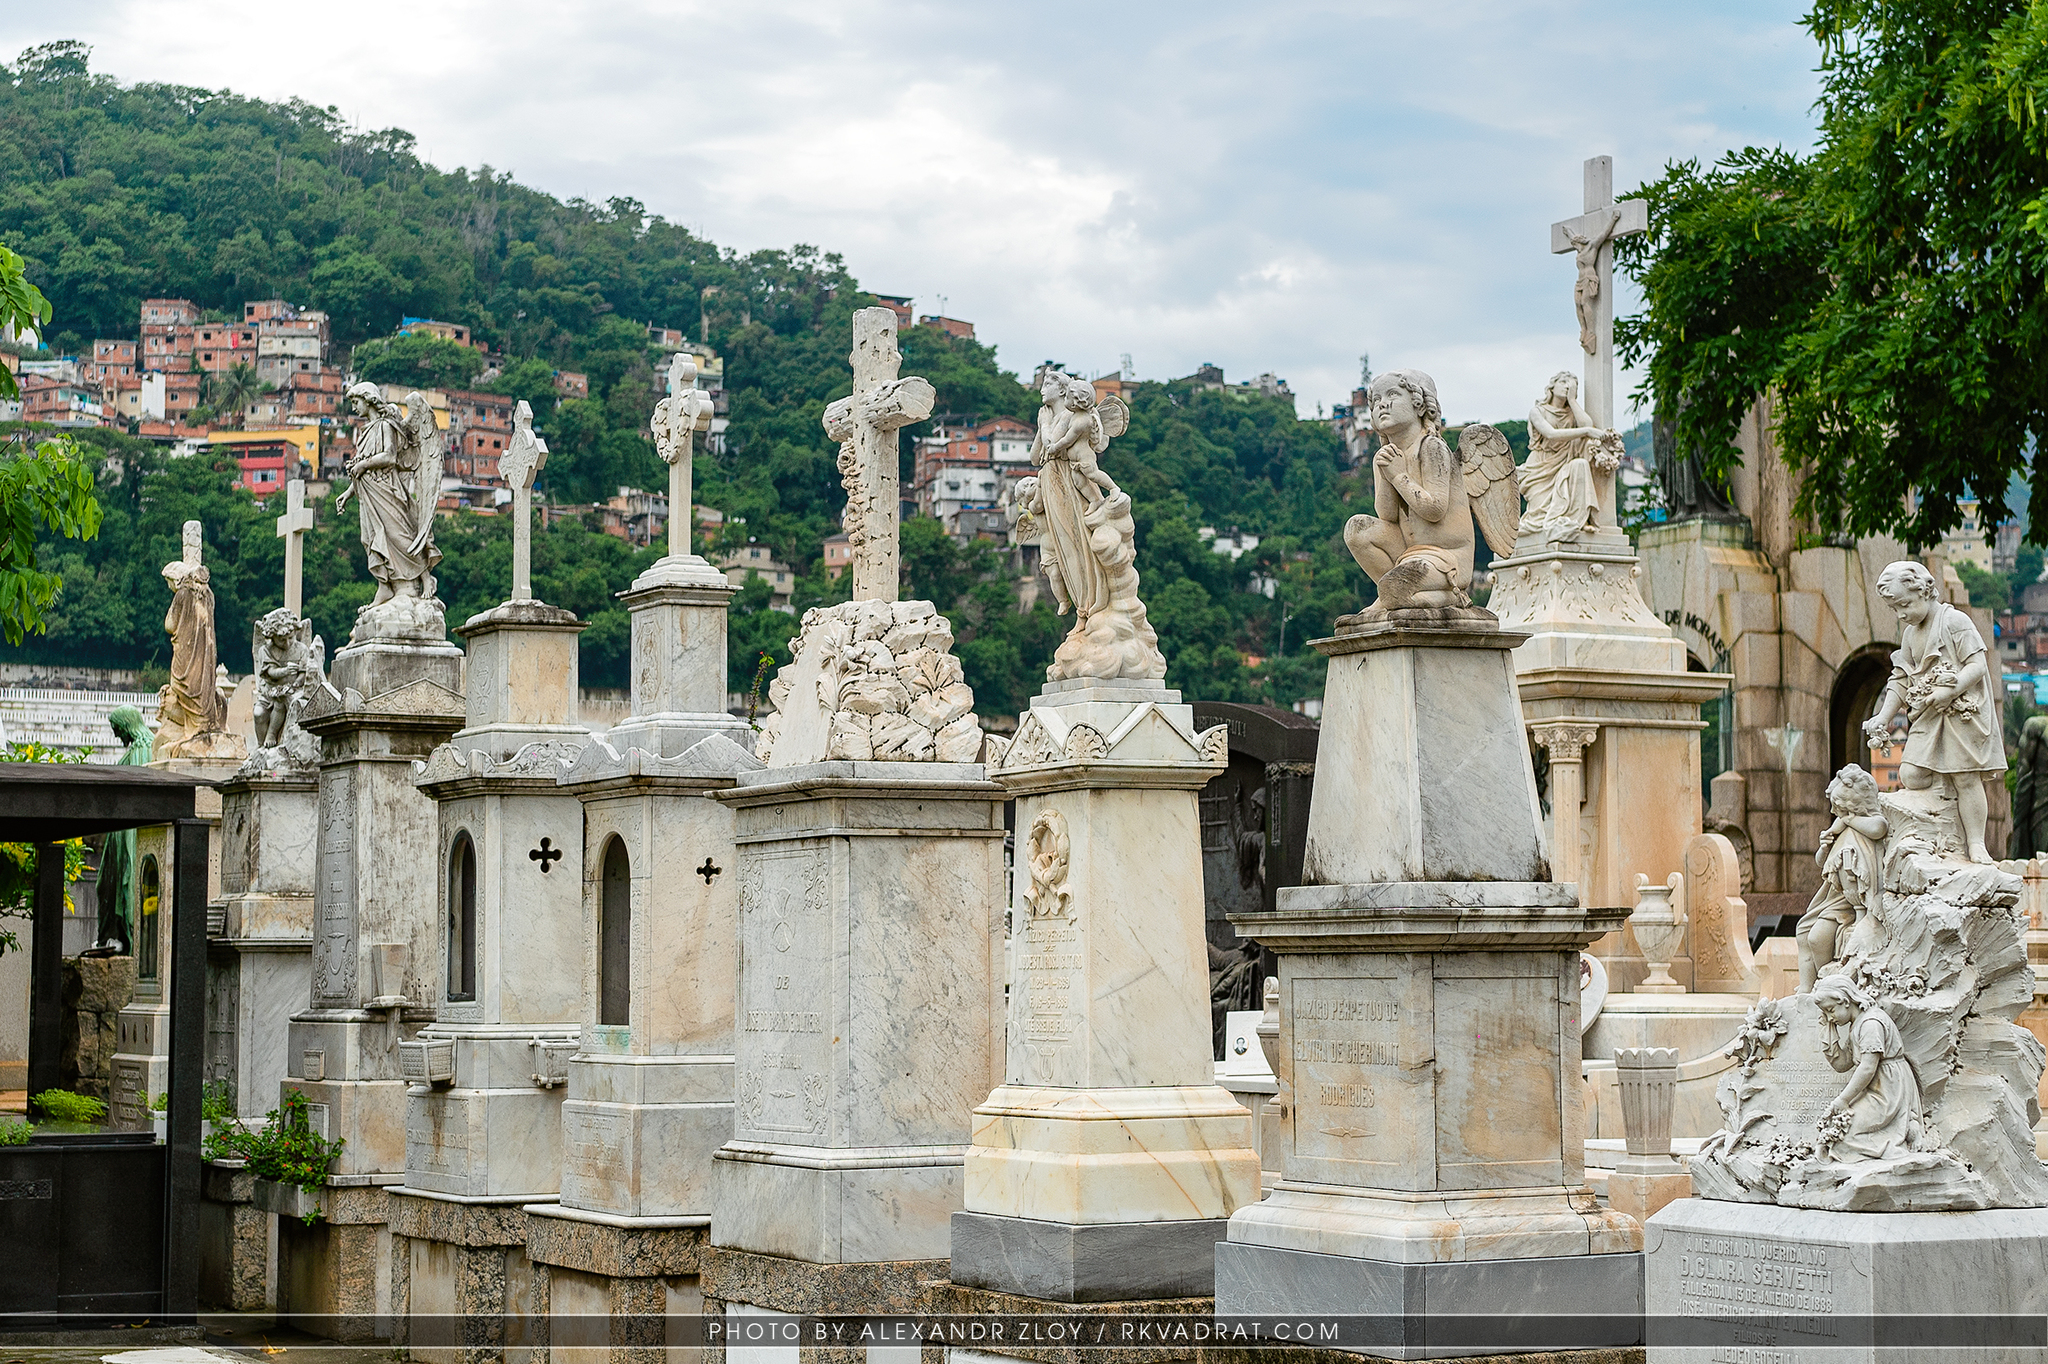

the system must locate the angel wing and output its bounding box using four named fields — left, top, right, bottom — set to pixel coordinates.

left=1095, top=394, right=1129, bottom=446
left=1457, top=422, right=1521, bottom=559
left=406, top=393, right=444, bottom=555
